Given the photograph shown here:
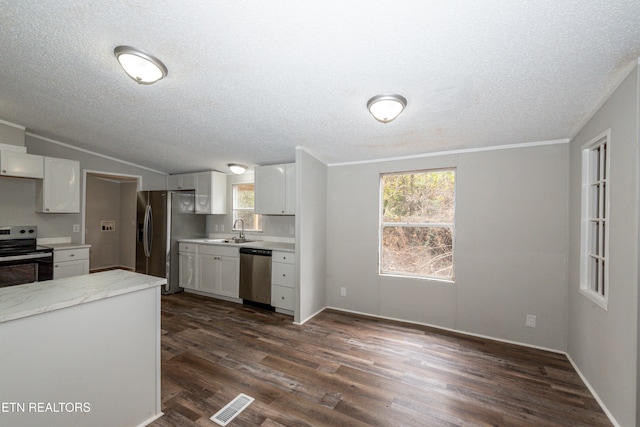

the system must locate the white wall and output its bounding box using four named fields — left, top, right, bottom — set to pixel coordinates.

left=326, top=142, right=569, bottom=350
left=295, top=148, right=328, bottom=324
left=567, top=63, right=639, bottom=427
